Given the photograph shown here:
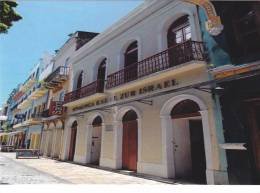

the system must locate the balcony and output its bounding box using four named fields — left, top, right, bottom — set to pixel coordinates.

left=17, top=97, right=32, bottom=110
left=24, top=114, right=43, bottom=126
left=64, top=79, right=105, bottom=107
left=106, top=40, right=206, bottom=91
left=44, top=66, right=69, bottom=89
left=13, top=114, right=42, bottom=128
left=31, top=113, right=43, bottom=119
left=41, top=101, right=65, bottom=119
left=29, top=84, right=48, bottom=100
left=12, top=91, right=24, bottom=102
